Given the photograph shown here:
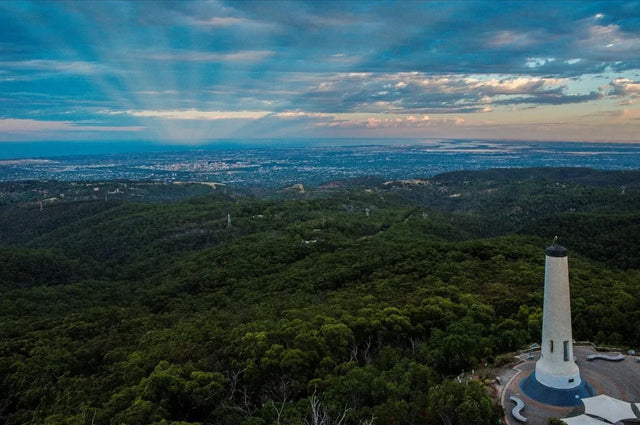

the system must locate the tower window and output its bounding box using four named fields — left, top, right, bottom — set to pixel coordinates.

left=564, top=341, right=569, bottom=361
left=550, top=340, right=554, bottom=353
